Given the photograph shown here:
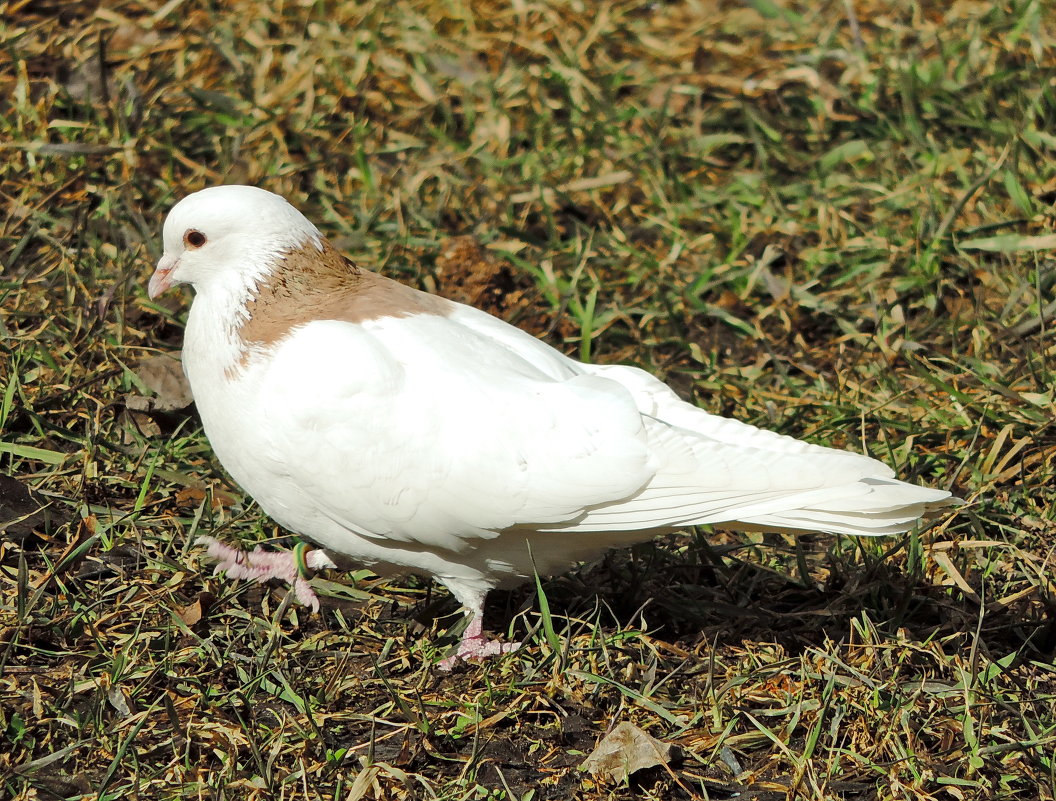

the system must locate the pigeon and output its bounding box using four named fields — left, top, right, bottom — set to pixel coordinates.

left=149, top=185, right=954, bottom=667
